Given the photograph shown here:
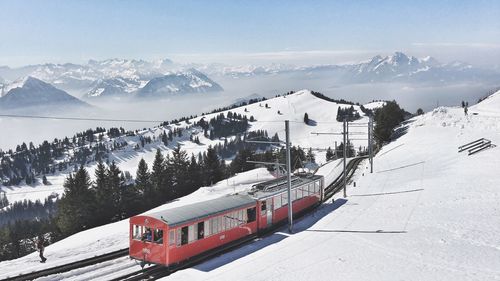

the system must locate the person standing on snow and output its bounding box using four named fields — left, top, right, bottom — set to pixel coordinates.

left=37, top=235, right=47, bottom=263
